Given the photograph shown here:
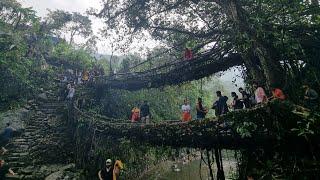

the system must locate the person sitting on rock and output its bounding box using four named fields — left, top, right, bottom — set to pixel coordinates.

left=0, top=160, right=15, bottom=179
